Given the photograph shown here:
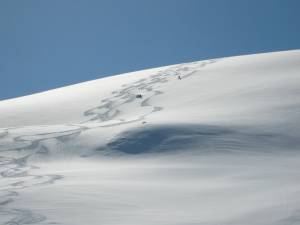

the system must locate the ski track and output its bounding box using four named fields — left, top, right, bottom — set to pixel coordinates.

left=0, top=60, right=218, bottom=225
